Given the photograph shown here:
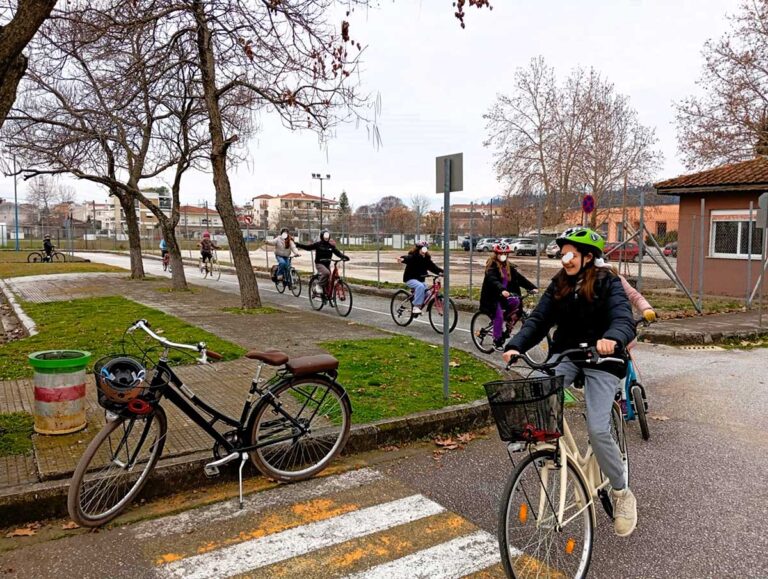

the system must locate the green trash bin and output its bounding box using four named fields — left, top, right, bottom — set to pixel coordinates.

left=29, top=350, right=92, bottom=435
